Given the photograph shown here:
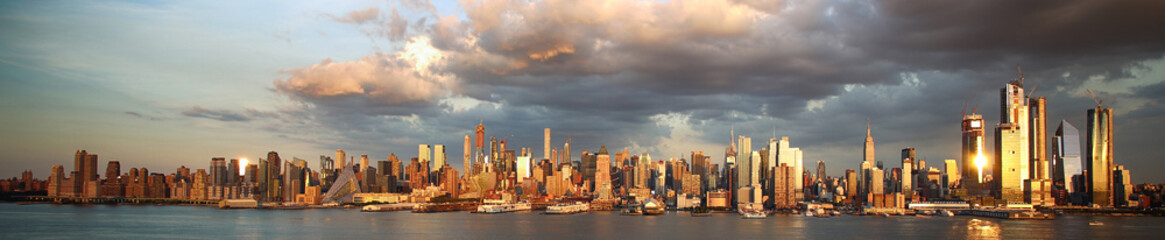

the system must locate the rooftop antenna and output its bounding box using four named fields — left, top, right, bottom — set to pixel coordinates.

left=1087, top=89, right=1103, bottom=107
